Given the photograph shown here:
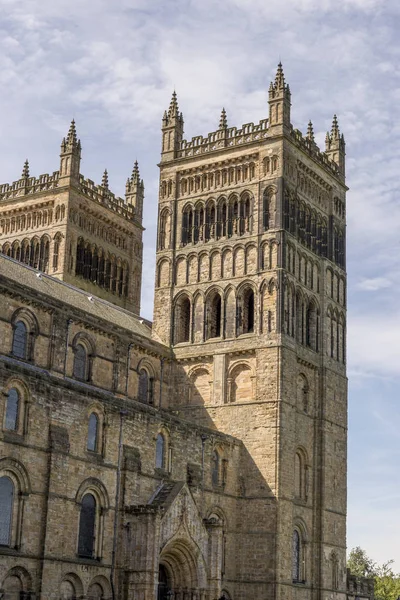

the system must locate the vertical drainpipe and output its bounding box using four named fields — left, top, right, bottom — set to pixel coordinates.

left=111, top=409, right=128, bottom=600
left=37, top=405, right=52, bottom=600
left=125, top=343, right=133, bottom=396
left=201, top=434, right=207, bottom=514
left=63, top=319, right=72, bottom=377
left=159, top=357, right=165, bottom=408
